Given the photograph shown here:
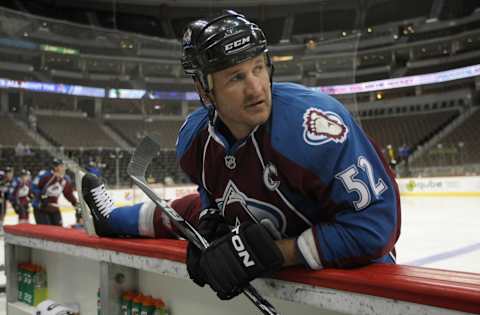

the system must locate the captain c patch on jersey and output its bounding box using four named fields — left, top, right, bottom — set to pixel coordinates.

left=302, top=108, right=349, bottom=145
